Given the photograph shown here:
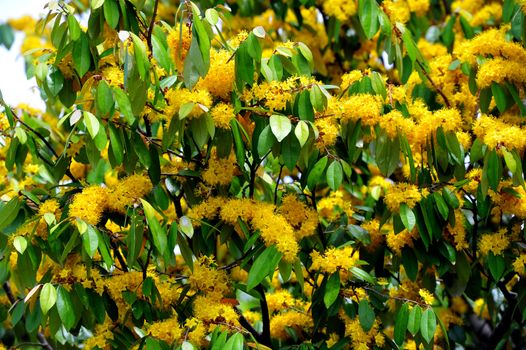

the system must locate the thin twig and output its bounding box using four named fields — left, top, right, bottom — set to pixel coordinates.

left=146, top=0, right=160, bottom=52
